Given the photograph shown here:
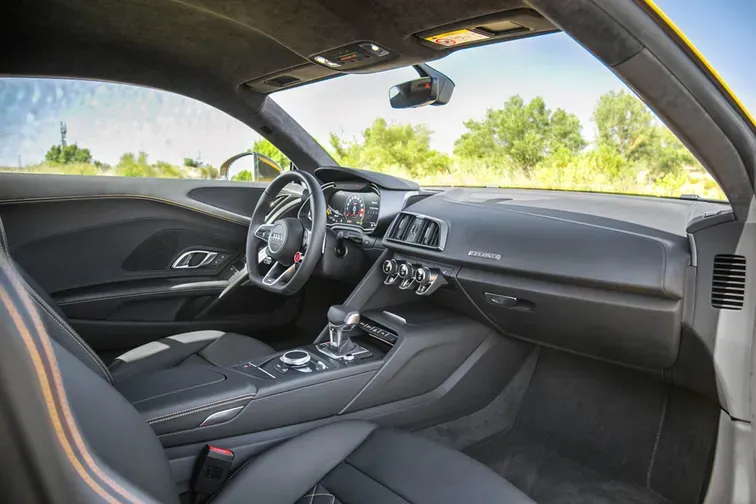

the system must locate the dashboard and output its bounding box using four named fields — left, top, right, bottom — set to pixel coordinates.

left=300, top=181, right=382, bottom=233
